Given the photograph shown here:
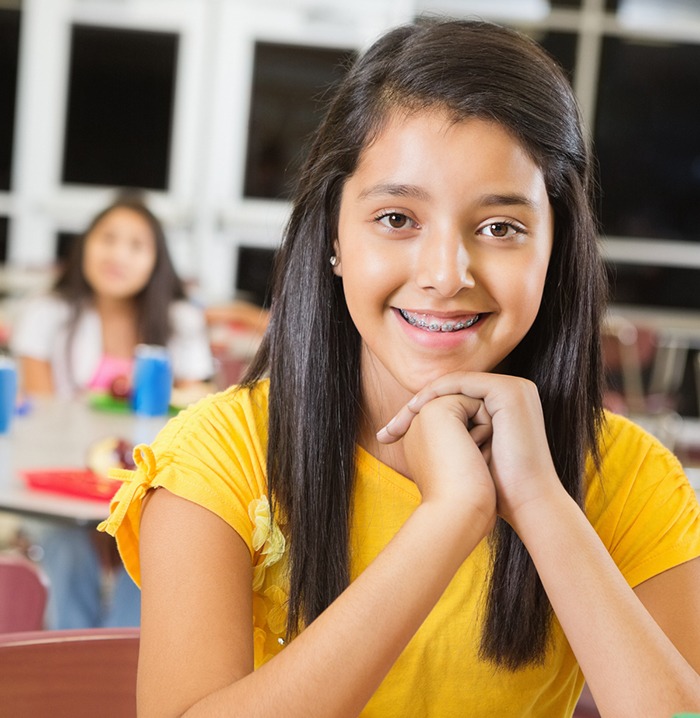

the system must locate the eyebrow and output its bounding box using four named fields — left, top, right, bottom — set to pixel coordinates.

left=357, top=183, right=432, bottom=202
left=478, top=193, right=540, bottom=211
left=356, top=184, right=541, bottom=211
